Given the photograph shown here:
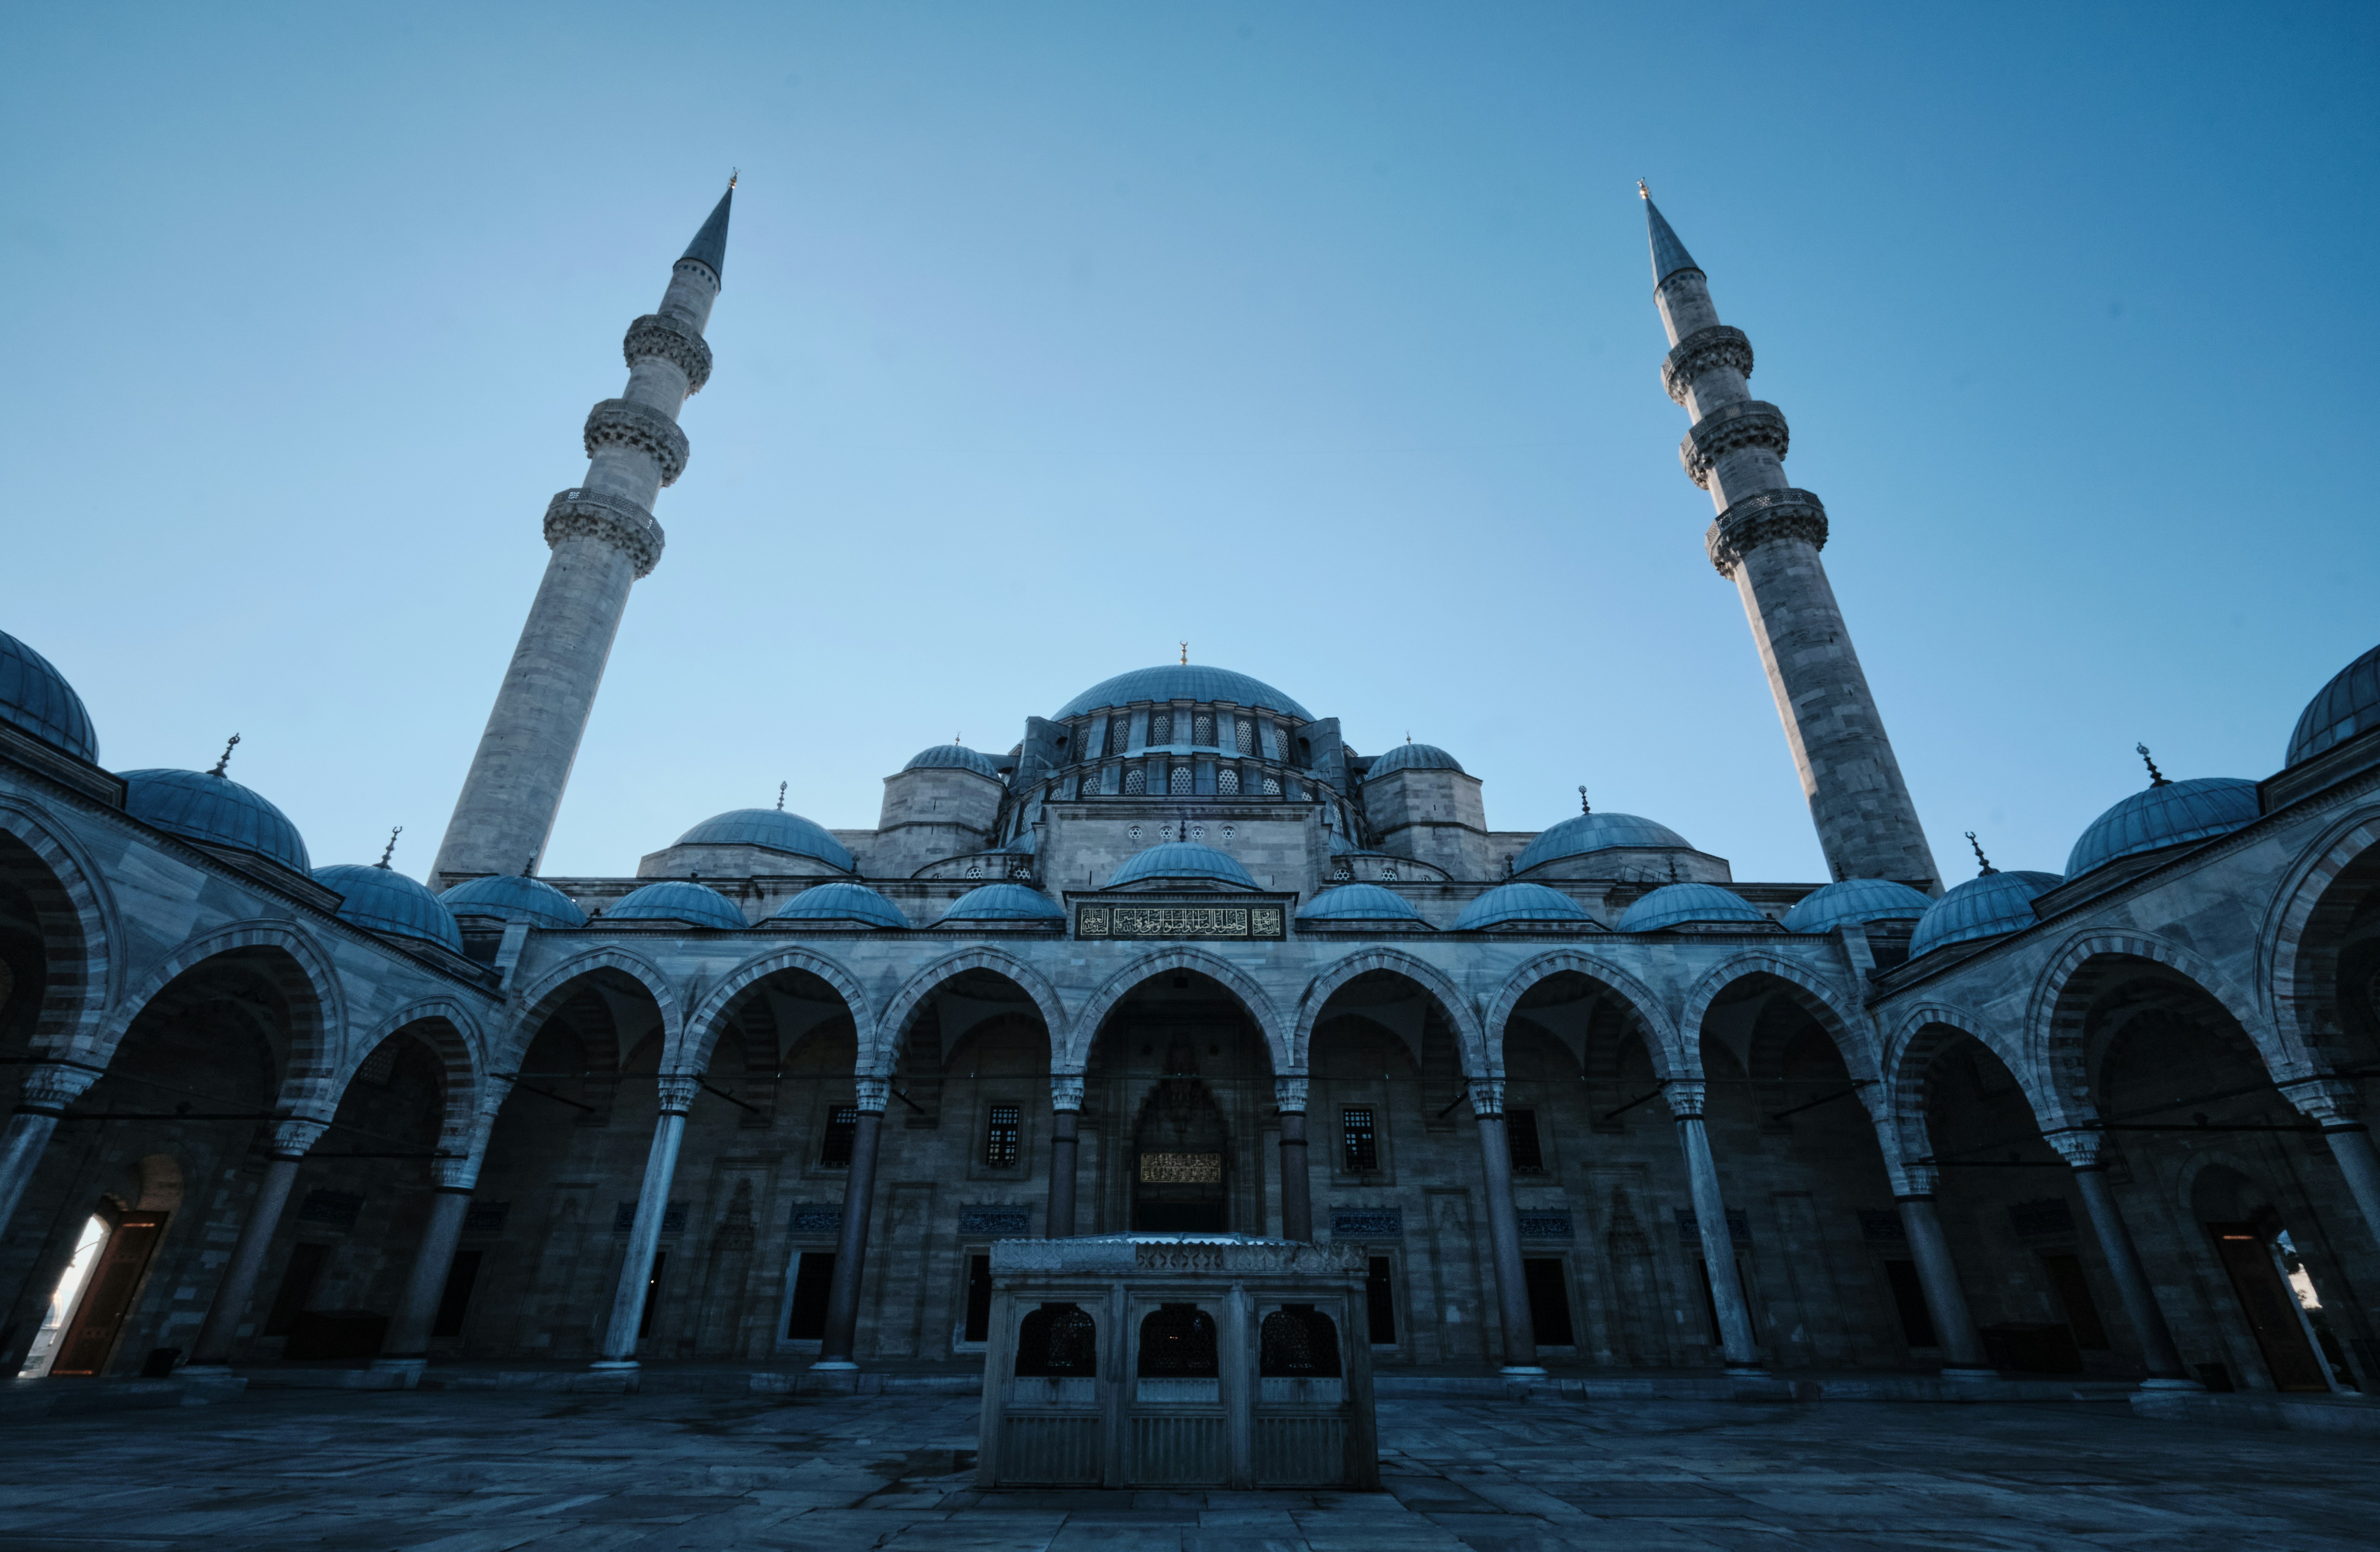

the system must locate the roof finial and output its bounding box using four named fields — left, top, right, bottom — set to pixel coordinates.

left=1405, top=731, right=1412, bottom=743
left=1637, top=178, right=1650, bottom=199
left=1965, top=831, right=1998, bottom=876
left=776, top=780, right=787, bottom=811
left=2136, top=742, right=2171, bottom=788
left=377, top=825, right=402, bottom=869
left=728, top=168, right=739, bottom=191
left=1180, top=640, right=1189, bottom=665
left=1578, top=785, right=1591, bottom=814
left=523, top=853, right=538, bottom=877
left=208, top=733, right=241, bottom=777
